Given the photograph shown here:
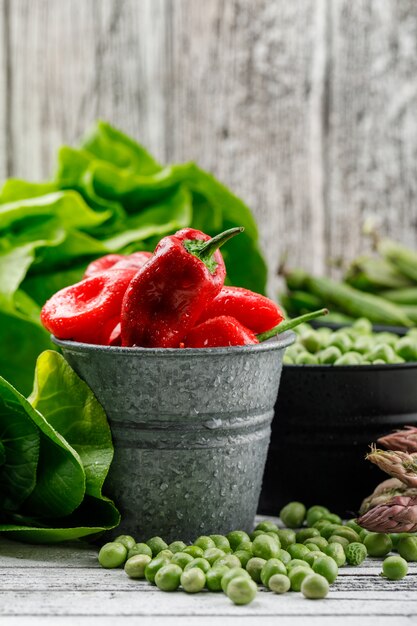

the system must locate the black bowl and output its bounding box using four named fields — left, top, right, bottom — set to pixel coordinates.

left=259, top=362, right=417, bottom=518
